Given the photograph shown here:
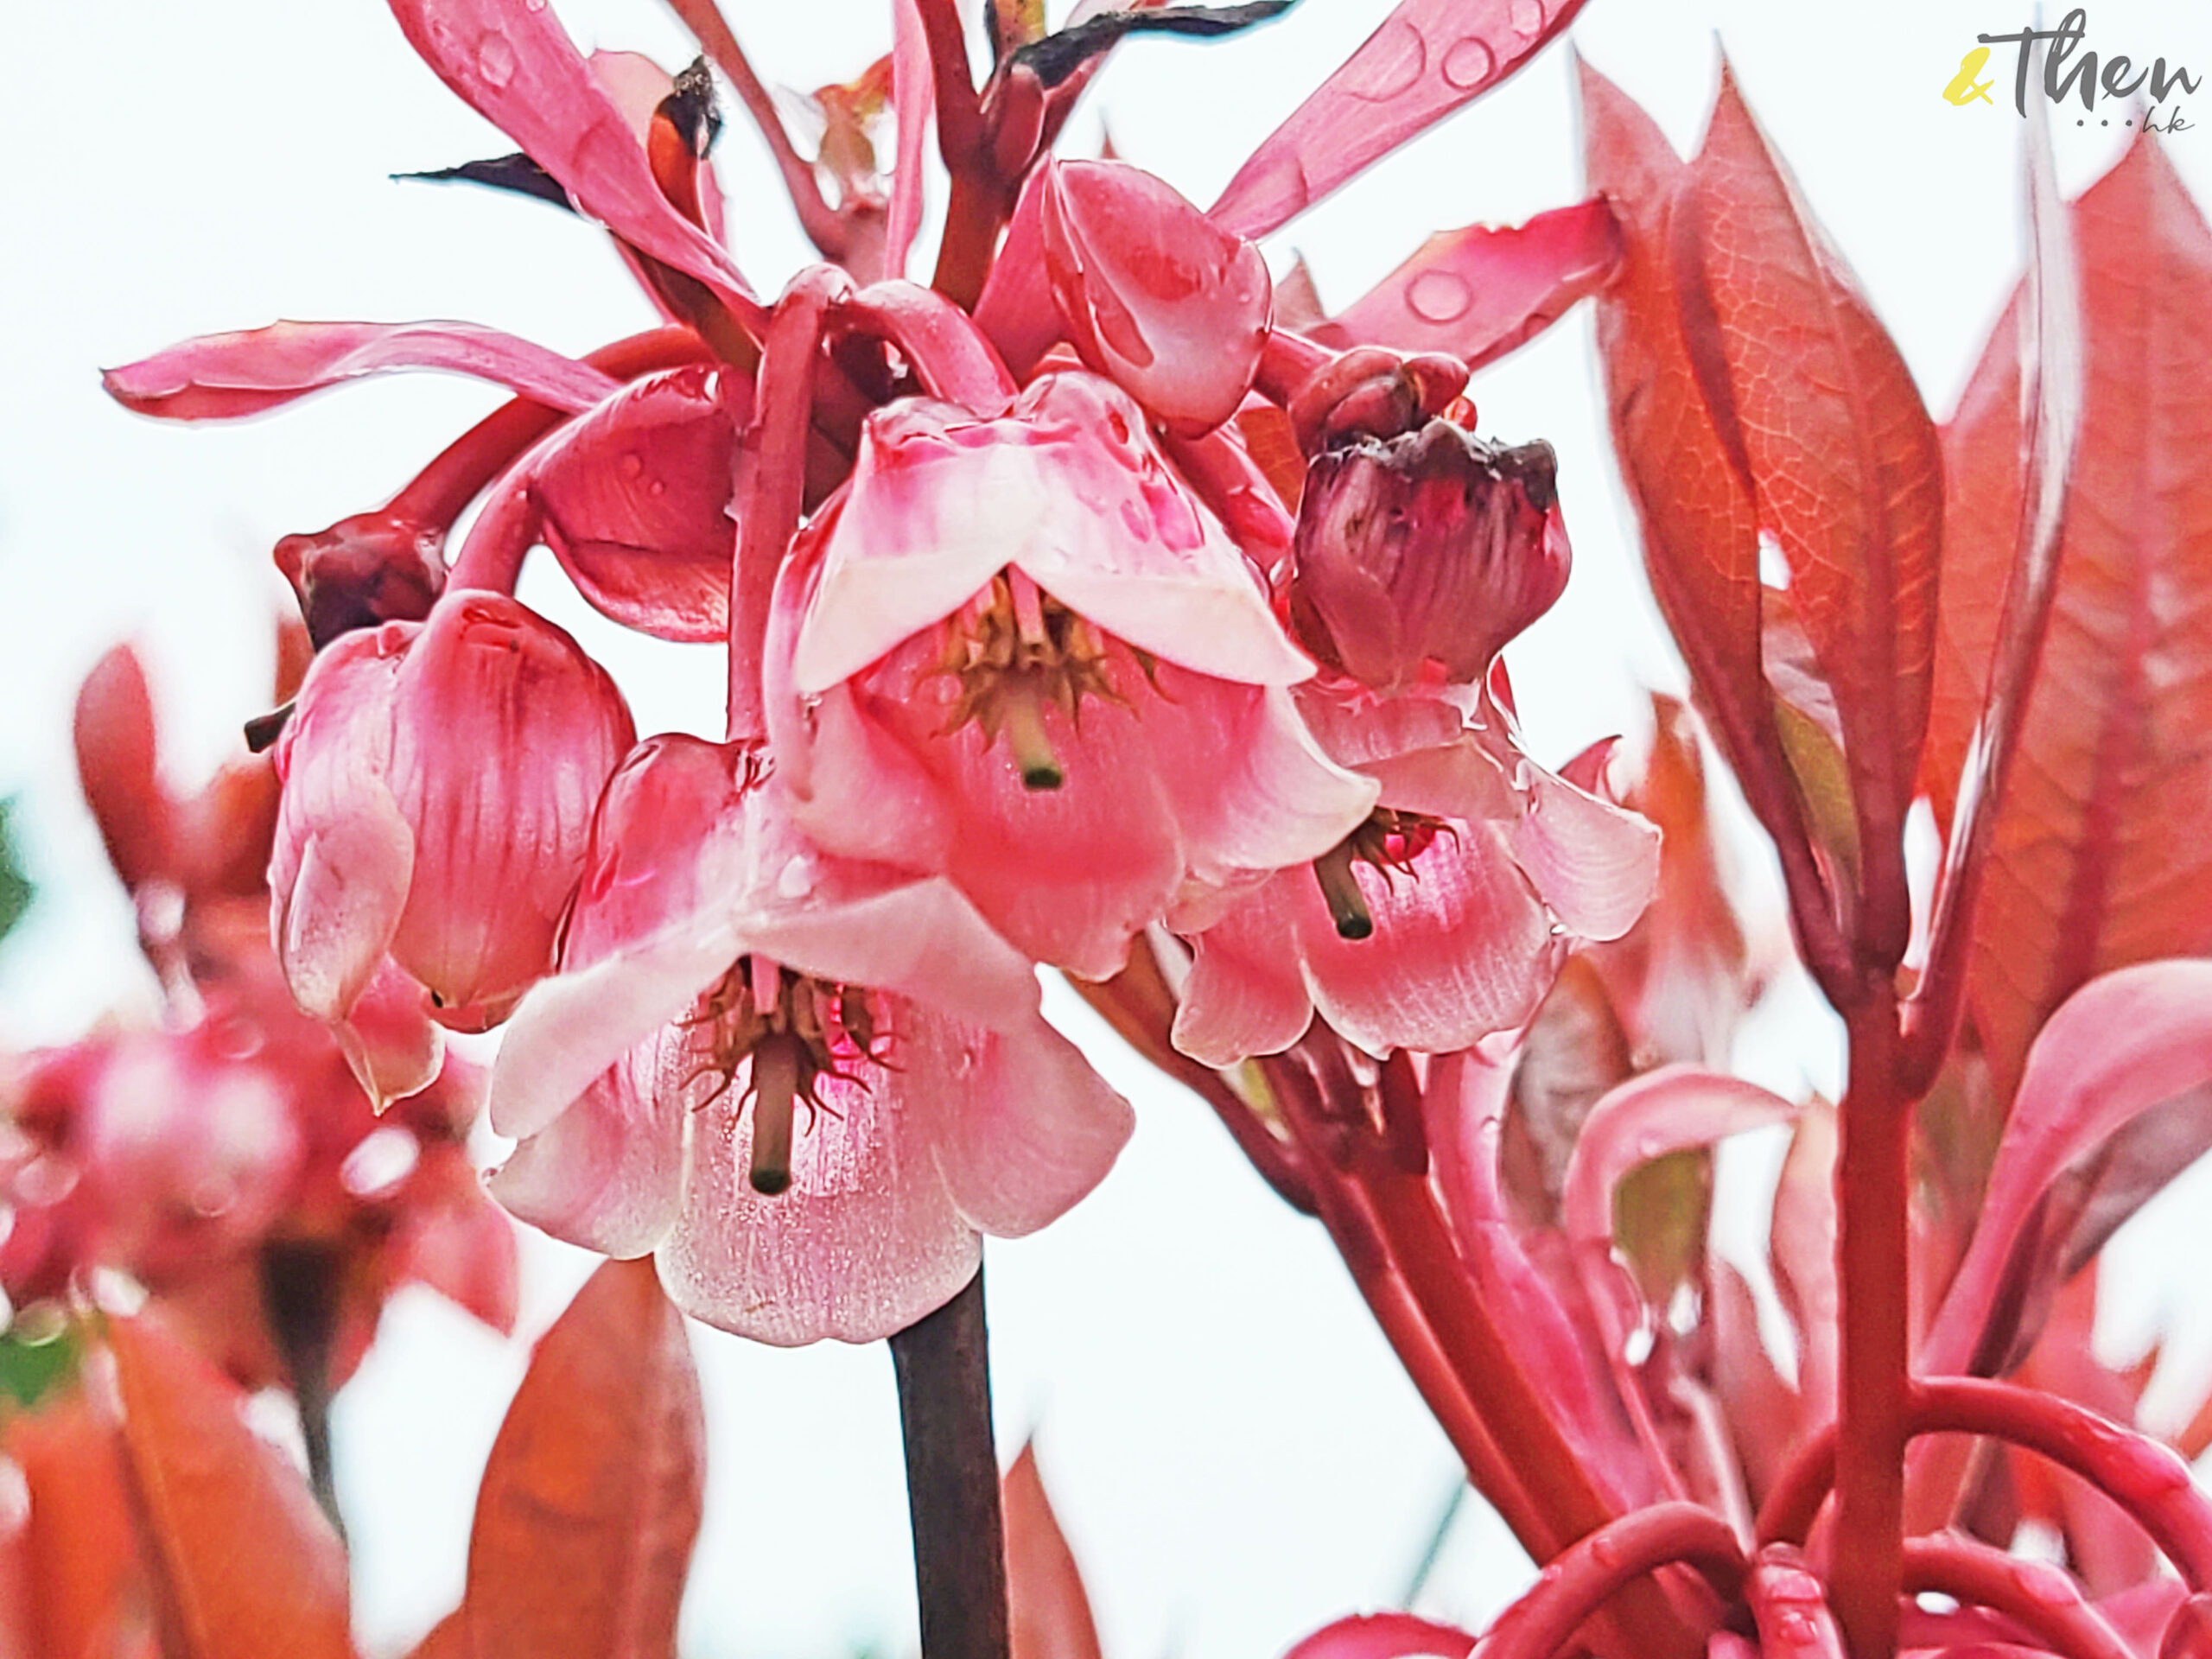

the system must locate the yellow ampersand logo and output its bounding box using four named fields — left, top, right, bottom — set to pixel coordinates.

left=1945, top=45, right=1997, bottom=105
